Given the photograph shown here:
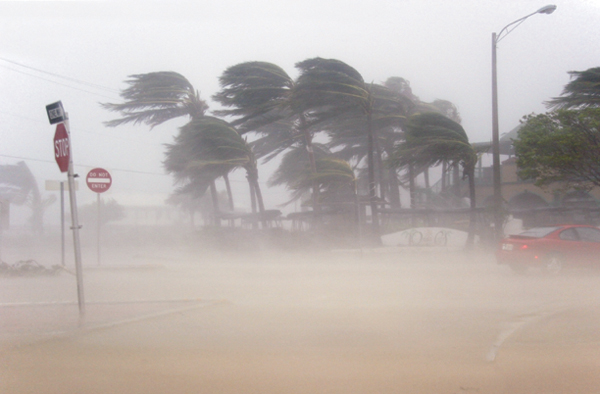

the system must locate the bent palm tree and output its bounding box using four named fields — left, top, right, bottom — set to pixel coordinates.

left=384, top=77, right=463, bottom=207
left=546, top=67, right=600, bottom=110
left=213, top=61, right=323, bottom=215
left=164, top=117, right=266, bottom=225
left=292, top=58, right=405, bottom=239
left=326, top=81, right=411, bottom=208
left=102, top=71, right=208, bottom=128
left=103, top=71, right=239, bottom=215
left=390, top=112, right=478, bottom=247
